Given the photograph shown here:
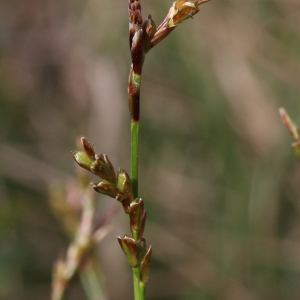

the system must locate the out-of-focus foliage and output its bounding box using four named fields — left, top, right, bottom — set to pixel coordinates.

left=1, top=0, right=300, bottom=299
